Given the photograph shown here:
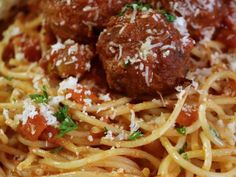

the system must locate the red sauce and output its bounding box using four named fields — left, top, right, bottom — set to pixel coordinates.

left=216, top=28, right=236, bottom=49
left=17, top=114, right=47, bottom=141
